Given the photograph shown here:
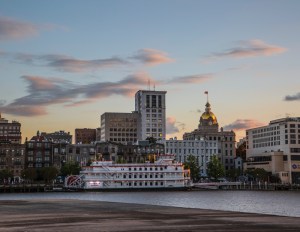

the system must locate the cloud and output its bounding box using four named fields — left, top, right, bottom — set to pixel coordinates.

left=3, top=48, right=173, bottom=73
left=223, top=119, right=265, bottom=131
left=9, top=53, right=129, bottom=72
left=0, top=73, right=156, bottom=116
left=166, top=117, right=186, bottom=134
left=131, top=48, right=174, bottom=65
left=167, top=74, right=213, bottom=84
left=284, top=92, right=300, bottom=101
left=206, top=39, right=287, bottom=61
left=0, top=16, right=39, bottom=41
